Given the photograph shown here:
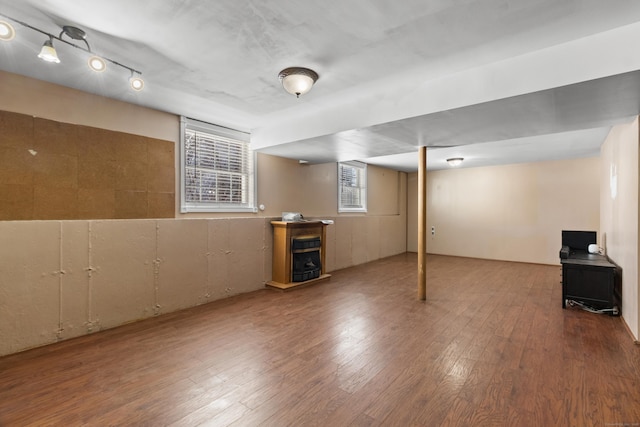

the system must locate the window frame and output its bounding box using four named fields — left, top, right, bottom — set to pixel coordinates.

left=180, top=116, right=257, bottom=213
left=338, top=160, right=367, bottom=213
